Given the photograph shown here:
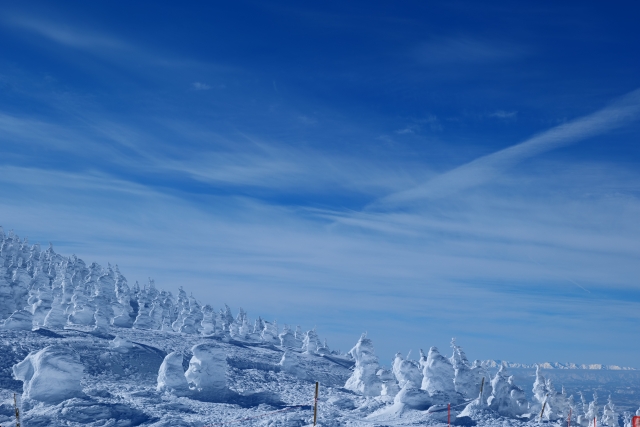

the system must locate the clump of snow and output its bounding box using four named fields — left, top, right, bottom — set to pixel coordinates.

left=390, top=352, right=430, bottom=410
left=459, top=397, right=494, bottom=419
left=184, top=342, right=228, bottom=401
left=344, top=333, right=382, bottom=396
left=377, top=367, right=400, bottom=400
left=109, top=334, right=135, bottom=353
left=392, top=352, right=423, bottom=389
left=393, top=386, right=432, bottom=410
left=157, top=351, right=190, bottom=396
left=12, top=345, right=84, bottom=403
